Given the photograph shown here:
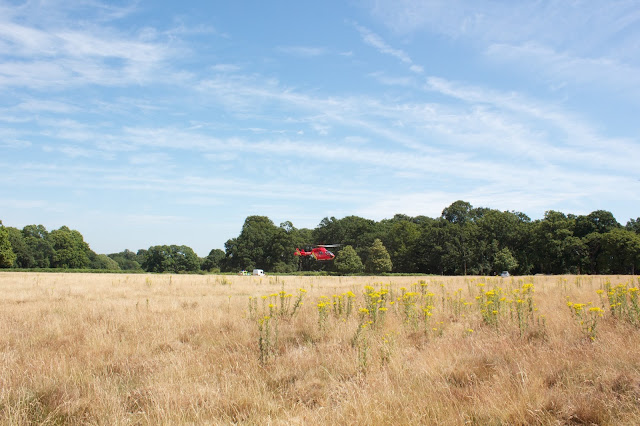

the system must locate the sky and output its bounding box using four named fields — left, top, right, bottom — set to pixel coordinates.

left=1, top=0, right=639, bottom=256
